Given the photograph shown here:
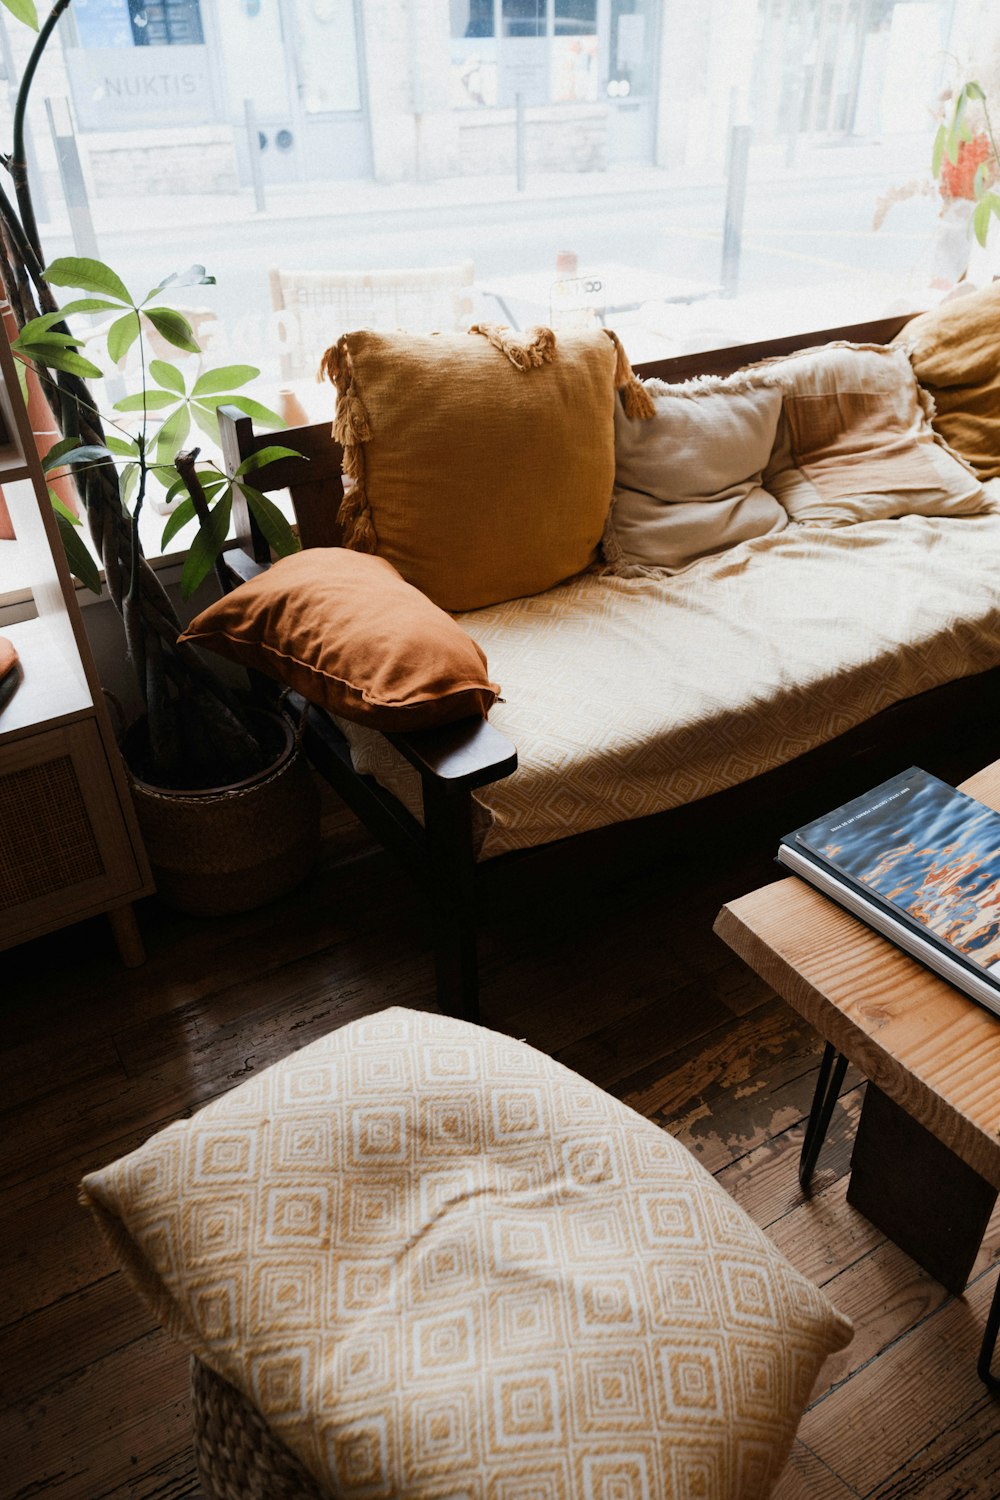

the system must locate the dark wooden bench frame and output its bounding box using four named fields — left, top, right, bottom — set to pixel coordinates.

left=218, top=313, right=1000, bottom=1021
